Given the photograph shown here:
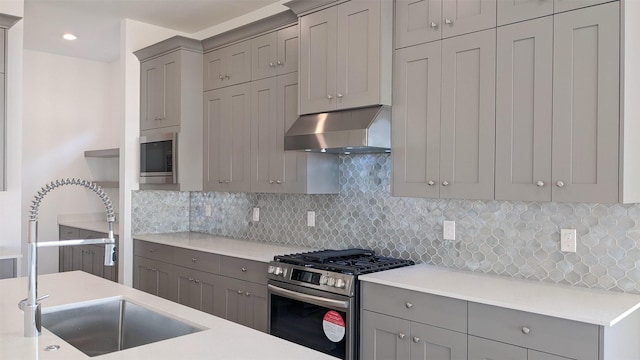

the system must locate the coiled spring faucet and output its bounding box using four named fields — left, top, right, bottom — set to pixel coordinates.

left=20, top=178, right=117, bottom=337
